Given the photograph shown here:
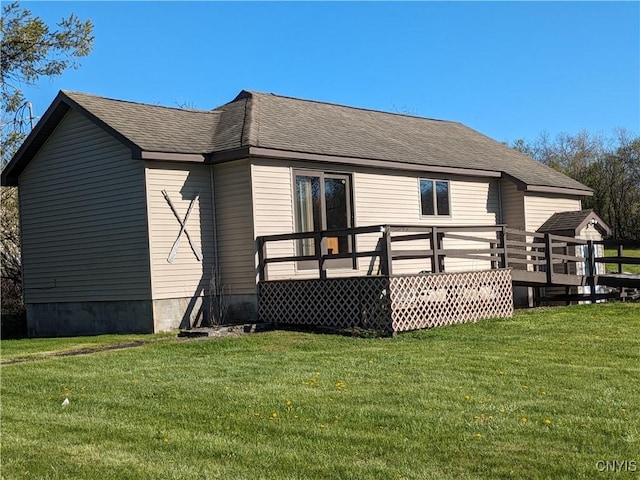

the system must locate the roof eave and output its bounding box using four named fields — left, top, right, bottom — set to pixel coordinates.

left=1, top=91, right=144, bottom=186
left=138, top=151, right=207, bottom=162
left=241, top=146, right=502, bottom=178
left=523, top=184, right=594, bottom=197
left=1, top=92, right=72, bottom=186
left=61, top=91, right=142, bottom=156
left=501, top=173, right=592, bottom=197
